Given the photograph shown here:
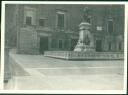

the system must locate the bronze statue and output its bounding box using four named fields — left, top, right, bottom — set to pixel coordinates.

left=83, top=7, right=91, bottom=23
left=74, top=6, right=95, bottom=52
